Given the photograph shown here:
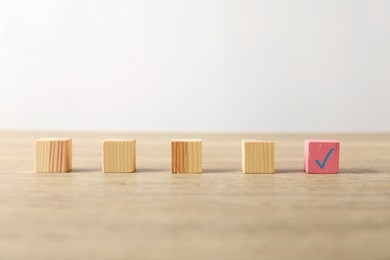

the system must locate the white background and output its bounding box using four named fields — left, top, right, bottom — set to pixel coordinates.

left=1, top=0, right=389, bottom=132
